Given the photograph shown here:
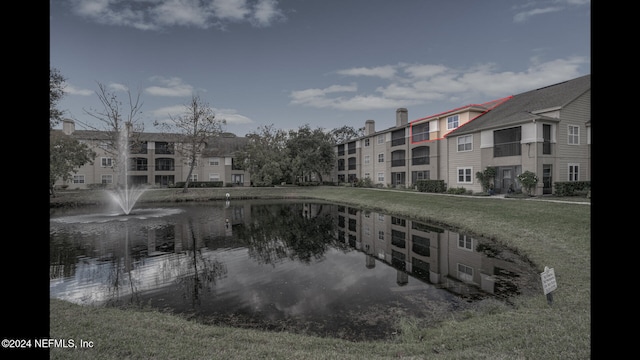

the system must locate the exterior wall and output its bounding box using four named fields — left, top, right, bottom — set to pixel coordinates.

left=447, top=132, right=483, bottom=193
left=555, top=90, right=591, bottom=183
